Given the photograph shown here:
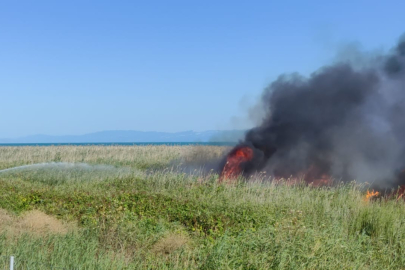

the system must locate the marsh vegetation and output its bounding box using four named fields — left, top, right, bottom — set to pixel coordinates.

left=0, top=145, right=404, bottom=269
